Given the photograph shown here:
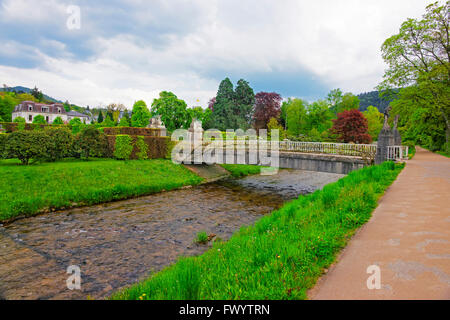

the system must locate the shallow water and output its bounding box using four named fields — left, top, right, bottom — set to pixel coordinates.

left=0, top=169, right=343, bottom=300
